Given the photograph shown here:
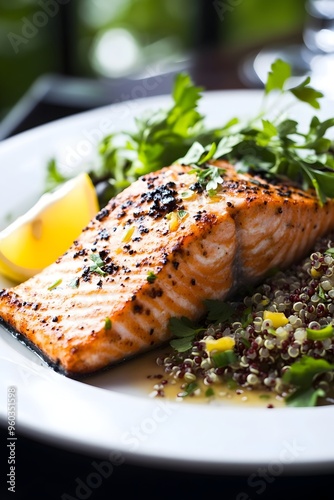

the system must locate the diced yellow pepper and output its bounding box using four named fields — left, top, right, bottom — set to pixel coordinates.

left=122, top=225, right=135, bottom=243
left=205, top=336, right=235, bottom=353
left=207, top=195, right=222, bottom=203
left=263, top=310, right=289, bottom=328
left=168, top=212, right=179, bottom=232
left=310, top=267, right=321, bottom=278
